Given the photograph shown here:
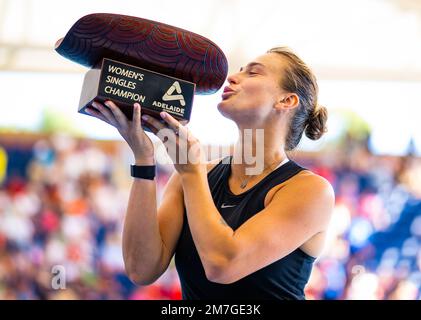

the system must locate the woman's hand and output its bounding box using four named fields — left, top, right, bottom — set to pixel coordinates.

left=85, top=101, right=155, bottom=163
left=141, top=111, right=206, bottom=175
